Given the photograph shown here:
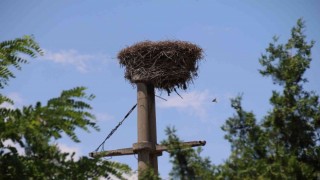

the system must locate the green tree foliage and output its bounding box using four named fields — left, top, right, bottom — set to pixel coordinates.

left=0, top=35, right=42, bottom=104
left=220, top=96, right=268, bottom=179
left=0, top=35, right=42, bottom=89
left=138, top=165, right=162, bottom=180
left=0, top=36, right=130, bottom=179
left=220, top=18, right=320, bottom=179
left=165, top=19, right=320, bottom=179
left=162, top=127, right=217, bottom=180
